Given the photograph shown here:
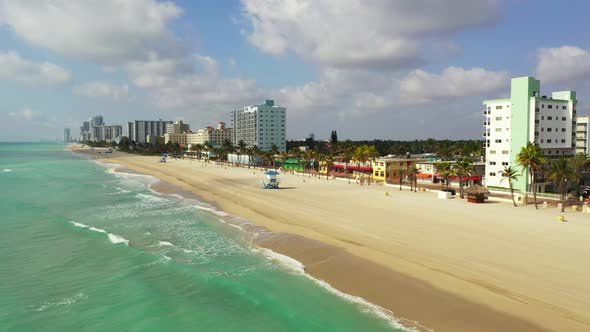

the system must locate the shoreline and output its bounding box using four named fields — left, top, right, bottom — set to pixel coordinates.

left=99, top=159, right=424, bottom=331
left=72, top=147, right=590, bottom=332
